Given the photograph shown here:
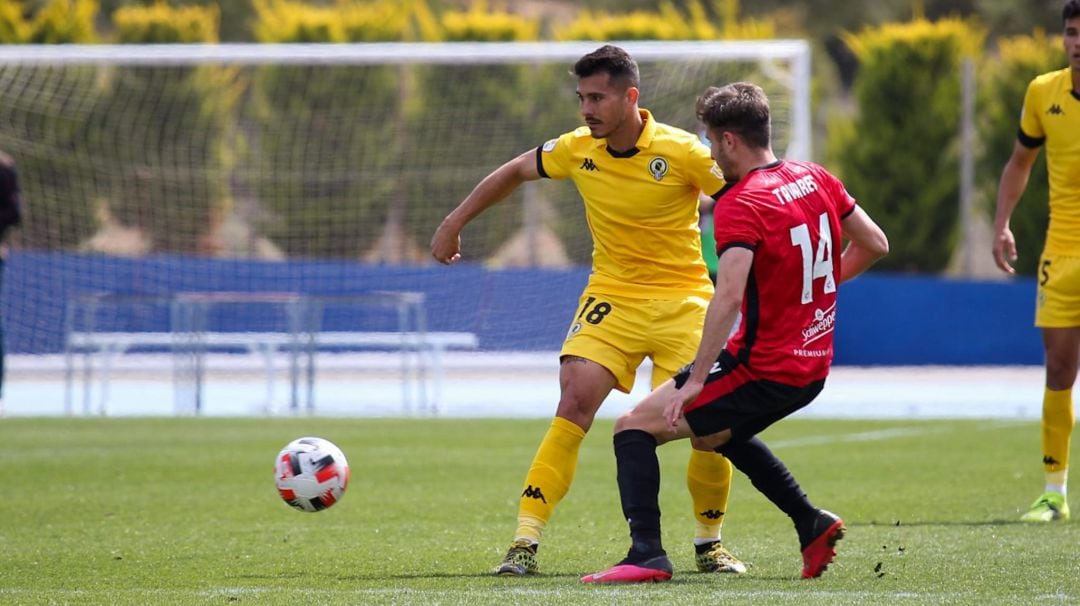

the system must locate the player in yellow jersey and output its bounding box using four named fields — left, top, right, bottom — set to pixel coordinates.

left=431, top=45, right=746, bottom=575
left=993, top=0, right=1080, bottom=523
